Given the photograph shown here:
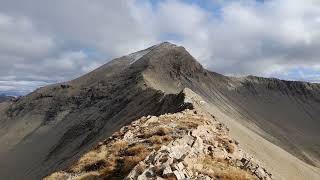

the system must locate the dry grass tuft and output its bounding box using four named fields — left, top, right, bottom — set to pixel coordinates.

left=73, top=172, right=100, bottom=180
left=70, top=140, right=155, bottom=179
left=161, top=135, right=173, bottom=142
left=122, top=155, right=147, bottom=174
left=44, top=172, right=68, bottom=180
left=226, top=144, right=235, bottom=154
left=70, top=151, right=106, bottom=173
left=148, top=121, right=161, bottom=127
left=120, top=144, right=151, bottom=174
left=138, top=126, right=173, bottom=138
left=149, top=135, right=163, bottom=144
left=175, top=118, right=202, bottom=131
left=125, top=144, right=149, bottom=156
left=98, top=143, right=151, bottom=179
left=110, top=140, right=128, bottom=153
left=83, top=160, right=106, bottom=172
left=97, top=155, right=118, bottom=176
left=154, top=126, right=172, bottom=136
left=215, top=169, right=257, bottom=180
left=148, top=135, right=173, bottom=145
left=213, top=137, right=236, bottom=154
left=70, top=140, right=129, bottom=176
left=198, top=156, right=257, bottom=180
